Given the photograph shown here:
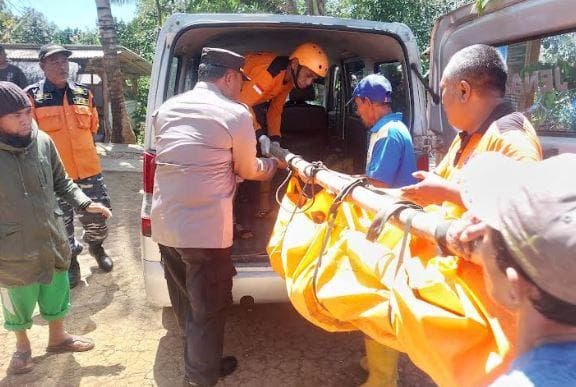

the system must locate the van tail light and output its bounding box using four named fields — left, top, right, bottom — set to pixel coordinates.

left=142, top=151, right=156, bottom=237
left=143, top=151, right=156, bottom=194
left=417, top=153, right=430, bottom=171
left=141, top=216, right=152, bottom=237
